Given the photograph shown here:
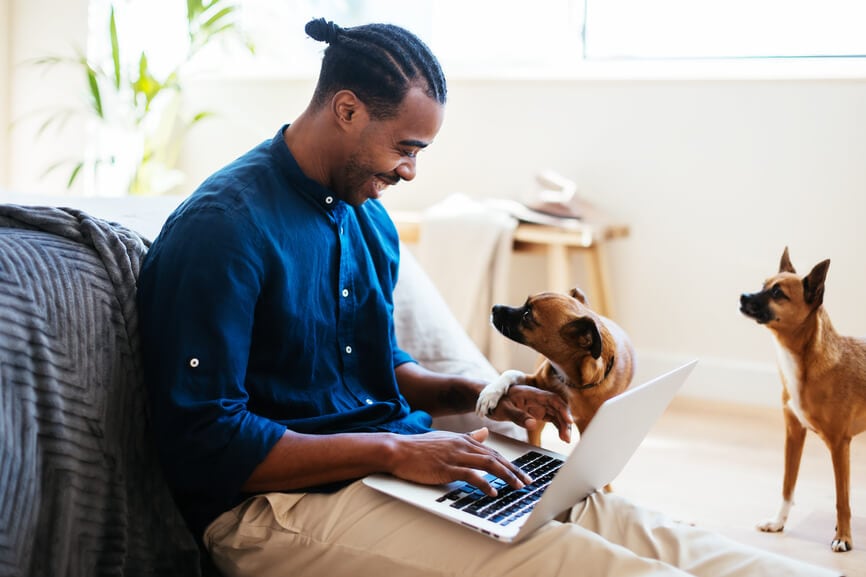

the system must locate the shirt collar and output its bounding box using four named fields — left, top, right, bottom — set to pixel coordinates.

left=271, top=124, right=341, bottom=212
